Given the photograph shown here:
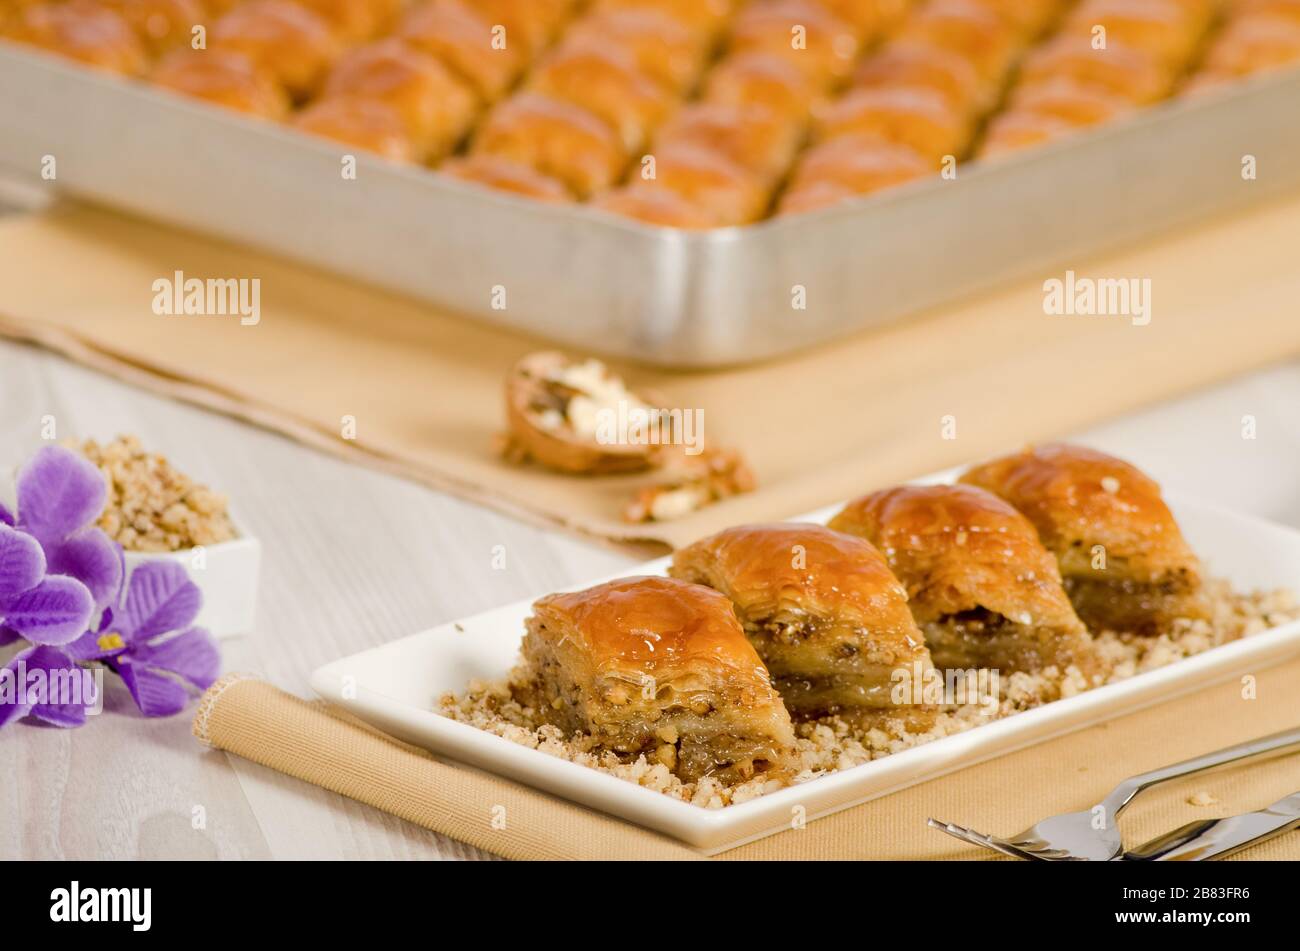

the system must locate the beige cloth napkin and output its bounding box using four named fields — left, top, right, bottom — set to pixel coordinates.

left=194, top=665, right=1300, bottom=860
left=3, top=199, right=1300, bottom=548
